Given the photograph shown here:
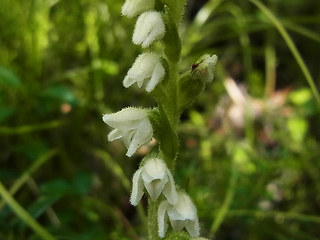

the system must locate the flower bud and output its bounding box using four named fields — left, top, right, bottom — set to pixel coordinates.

left=122, top=0, right=155, bottom=17
left=178, top=54, right=218, bottom=111
left=192, top=54, right=218, bottom=82
left=123, top=52, right=165, bottom=92
left=133, top=11, right=166, bottom=48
